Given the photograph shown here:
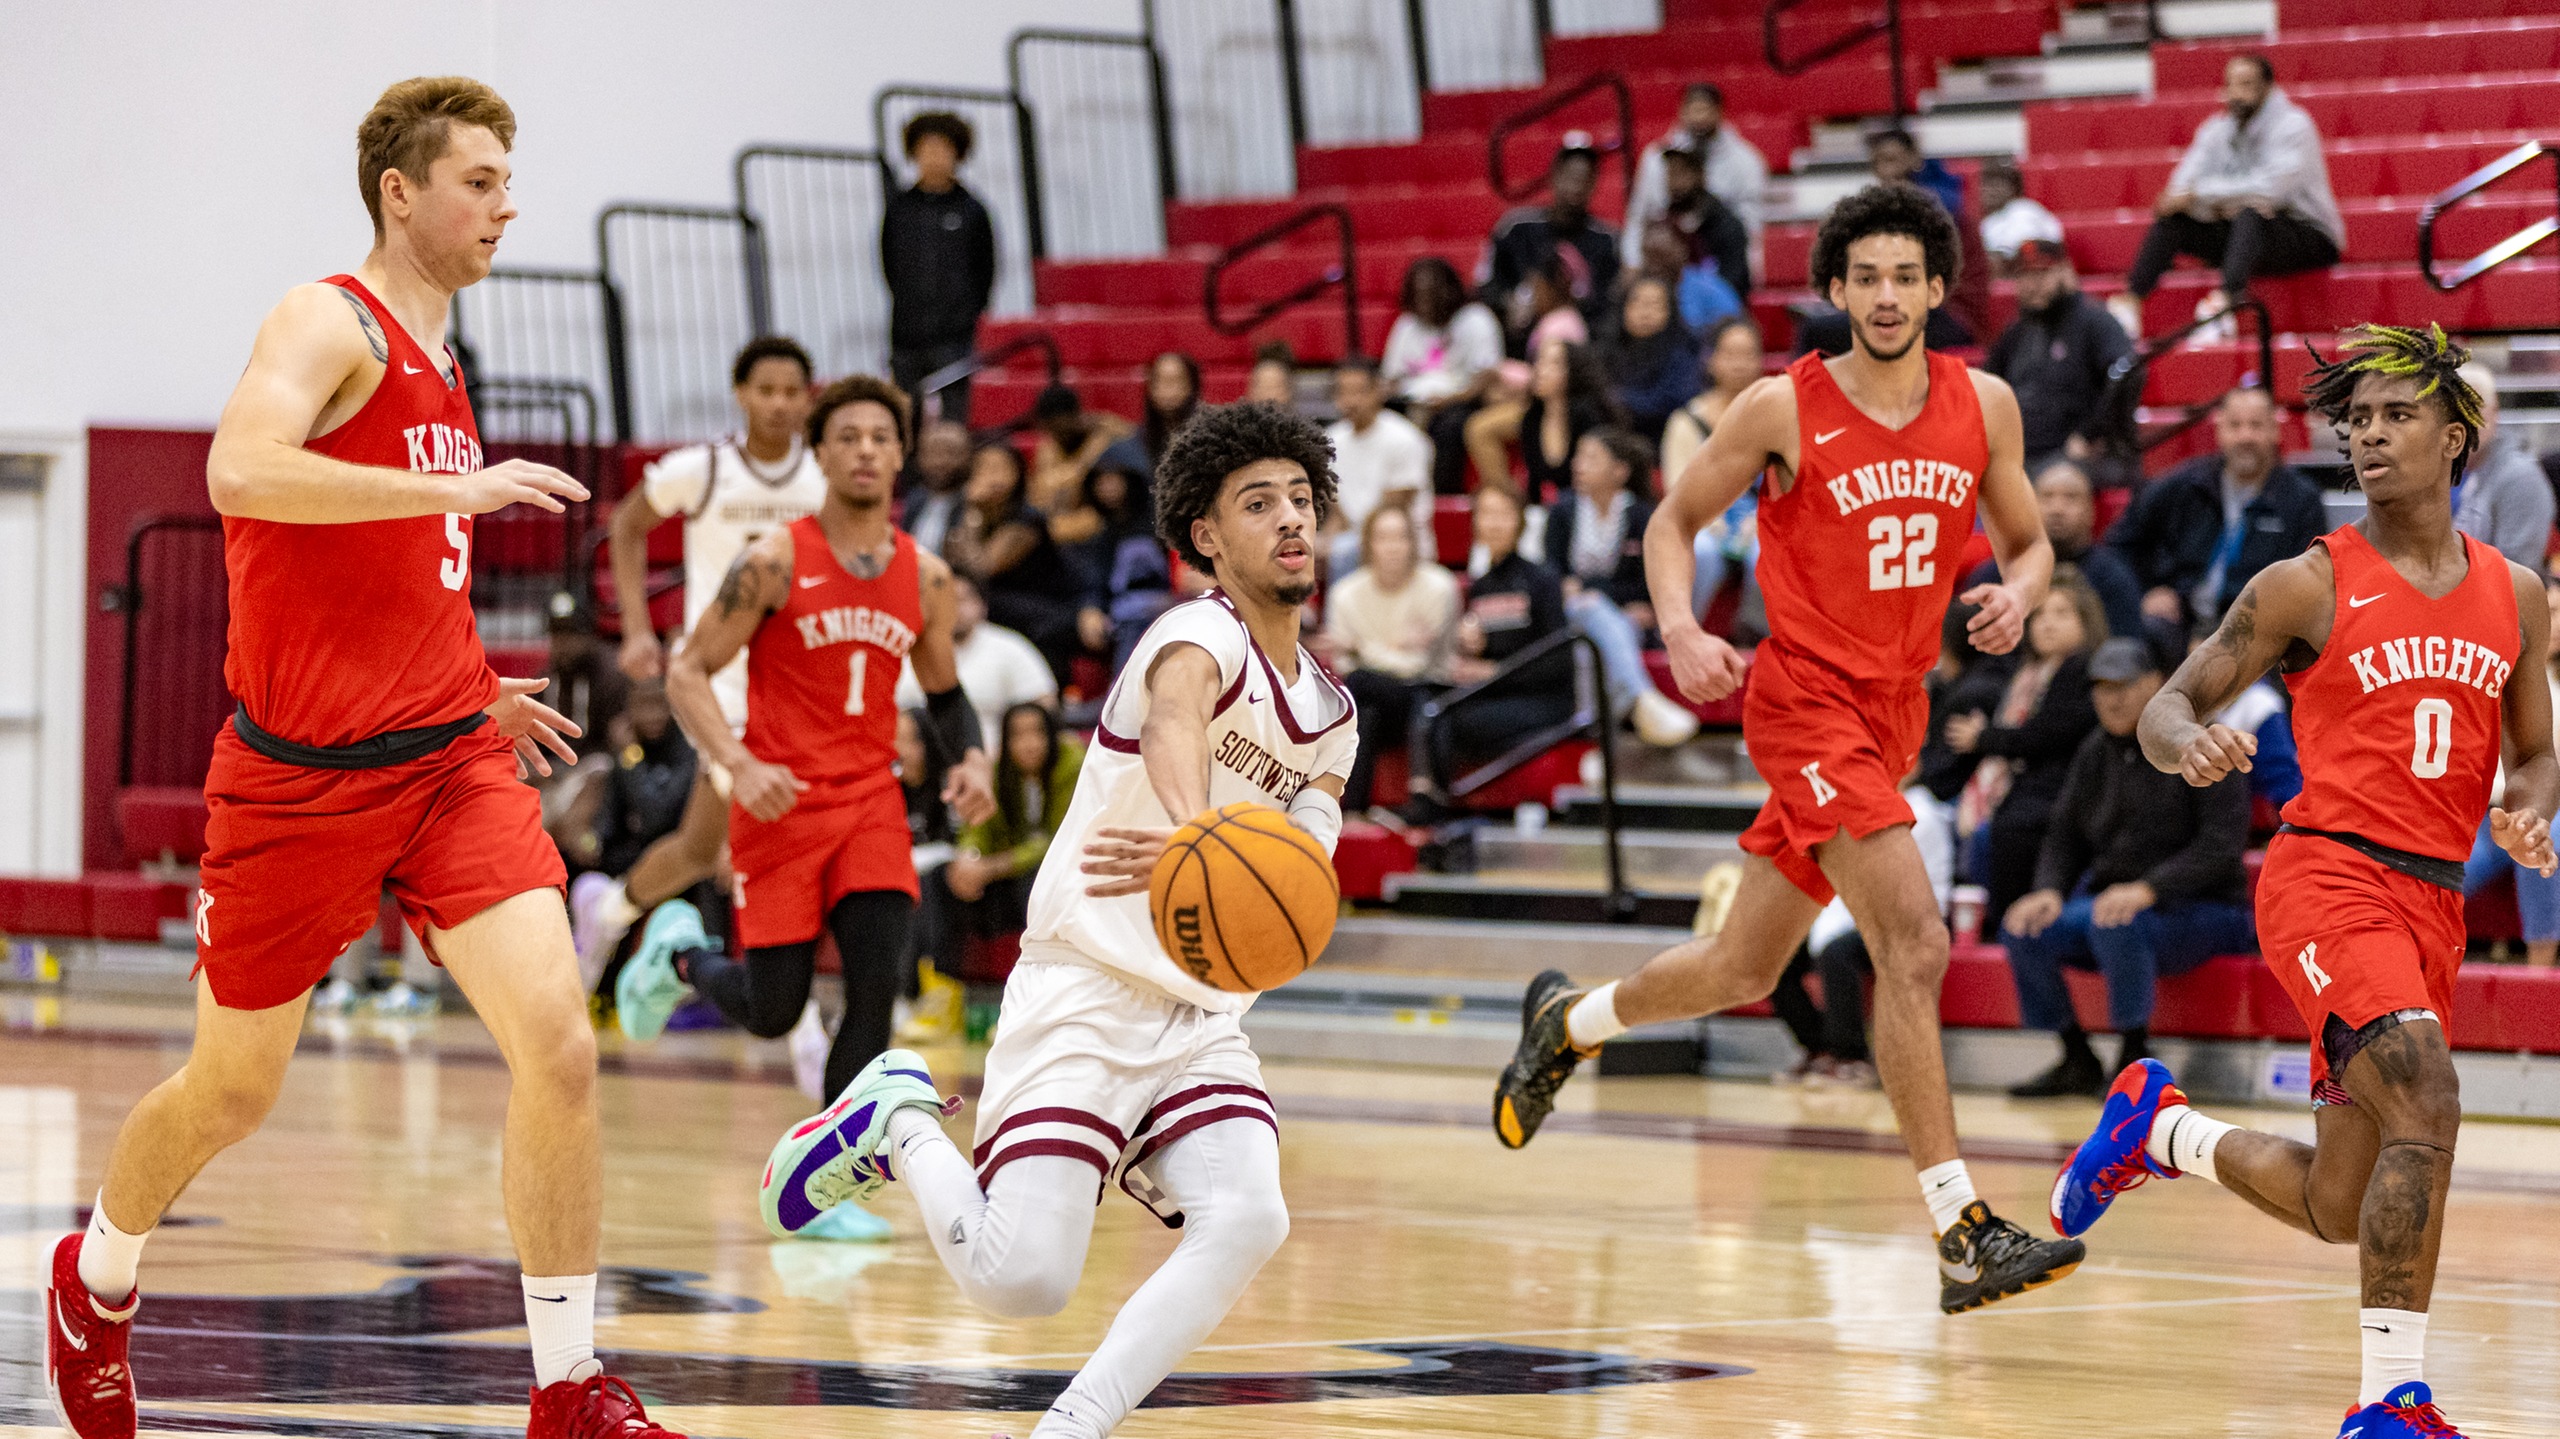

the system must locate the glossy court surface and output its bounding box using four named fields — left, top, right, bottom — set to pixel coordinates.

left=3, top=996, right=2558, bottom=1437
